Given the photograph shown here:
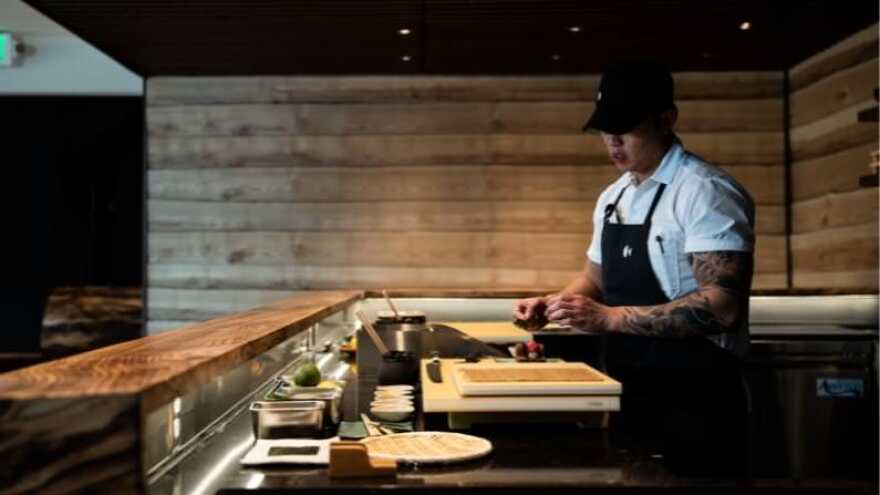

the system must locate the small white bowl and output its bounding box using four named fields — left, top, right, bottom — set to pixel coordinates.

left=373, top=389, right=413, bottom=399
left=370, top=398, right=413, bottom=408
left=370, top=405, right=414, bottom=422
left=375, top=385, right=414, bottom=392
